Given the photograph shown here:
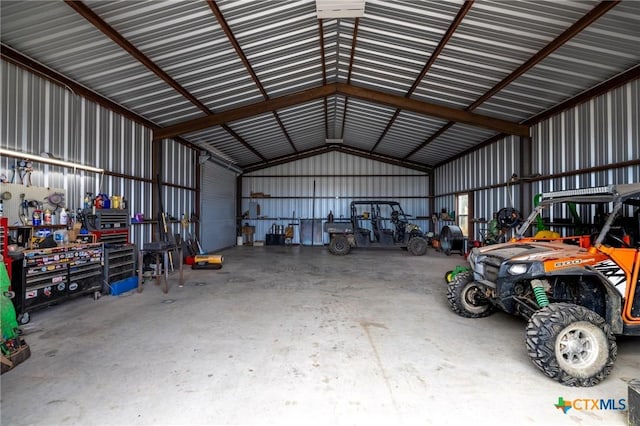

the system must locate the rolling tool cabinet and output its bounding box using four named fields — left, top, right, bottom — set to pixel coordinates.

left=84, top=208, right=130, bottom=244
left=85, top=209, right=136, bottom=295
left=11, top=242, right=103, bottom=324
